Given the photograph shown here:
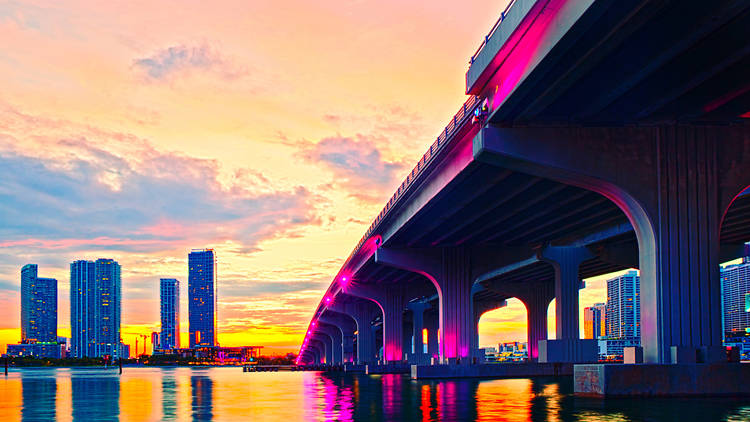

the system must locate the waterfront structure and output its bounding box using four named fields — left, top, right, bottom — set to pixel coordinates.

left=20, top=264, right=57, bottom=344
left=188, top=249, right=217, bottom=348
left=583, top=303, right=606, bottom=340
left=151, top=331, right=160, bottom=353
left=599, top=271, right=641, bottom=358
left=7, top=343, right=62, bottom=359
left=721, top=258, right=750, bottom=338
left=70, top=259, right=122, bottom=358
left=160, top=278, right=180, bottom=349
left=721, top=258, right=750, bottom=359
